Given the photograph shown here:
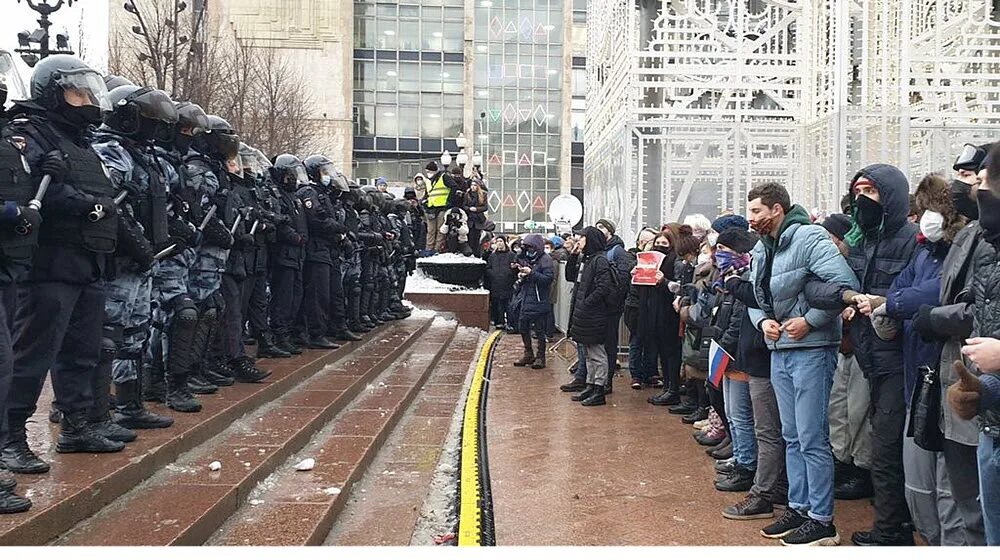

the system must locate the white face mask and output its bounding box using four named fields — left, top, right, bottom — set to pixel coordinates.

left=919, top=210, right=945, bottom=243
left=697, top=252, right=712, bottom=266
left=707, top=232, right=719, bottom=247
